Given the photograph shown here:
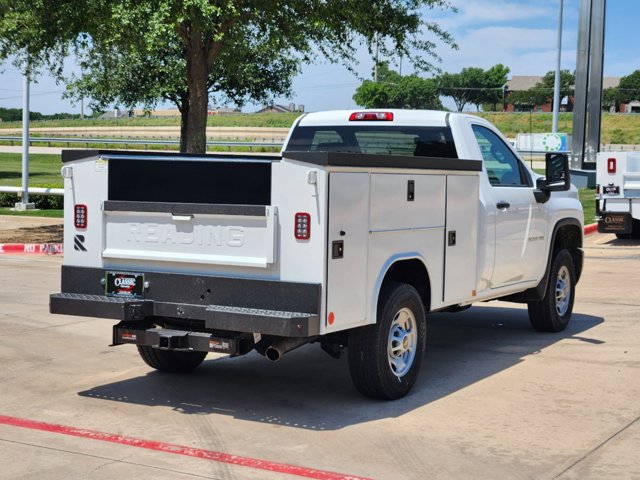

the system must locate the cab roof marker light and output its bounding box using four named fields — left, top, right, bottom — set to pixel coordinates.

left=349, top=112, right=394, bottom=121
